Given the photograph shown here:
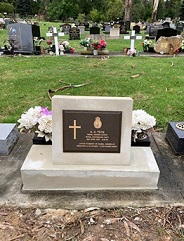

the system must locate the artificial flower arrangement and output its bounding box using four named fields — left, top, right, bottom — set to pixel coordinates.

left=80, top=38, right=92, bottom=47
left=91, top=39, right=107, bottom=50
left=132, top=109, right=156, bottom=142
left=61, top=41, right=75, bottom=53
left=46, top=39, right=52, bottom=46
left=18, top=107, right=155, bottom=144
left=18, top=106, right=52, bottom=142
left=142, top=39, right=153, bottom=52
